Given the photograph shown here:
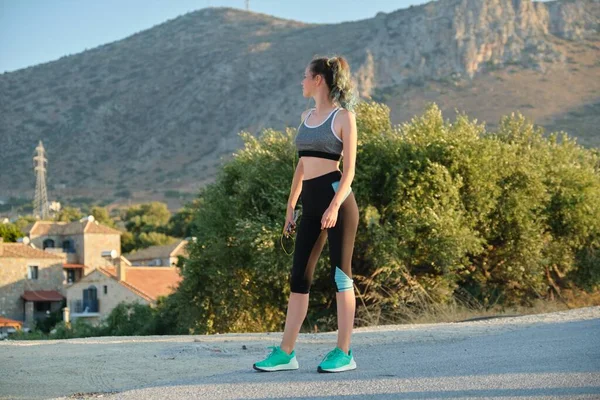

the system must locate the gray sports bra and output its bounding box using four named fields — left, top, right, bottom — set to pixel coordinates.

left=295, top=107, right=343, bottom=161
